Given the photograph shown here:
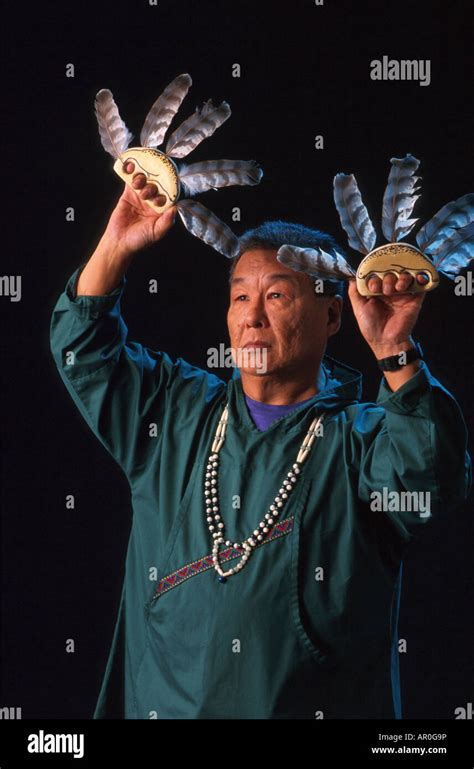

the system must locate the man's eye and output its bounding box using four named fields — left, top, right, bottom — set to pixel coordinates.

left=233, top=292, right=284, bottom=301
